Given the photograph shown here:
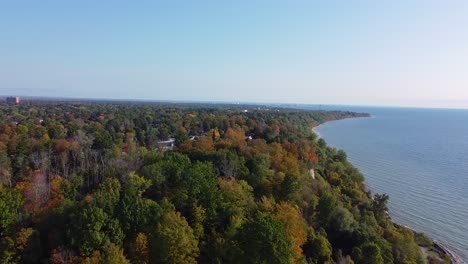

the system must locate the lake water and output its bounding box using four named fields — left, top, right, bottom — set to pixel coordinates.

left=313, top=106, right=468, bottom=262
